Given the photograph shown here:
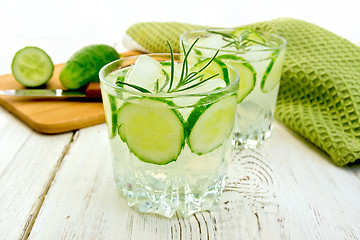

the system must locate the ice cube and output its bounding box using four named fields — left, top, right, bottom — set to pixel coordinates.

left=196, top=35, right=228, bottom=58
left=126, top=55, right=165, bottom=92
left=198, top=34, right=226, bottom=49
left=239, top=44, right=274, bottom=62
